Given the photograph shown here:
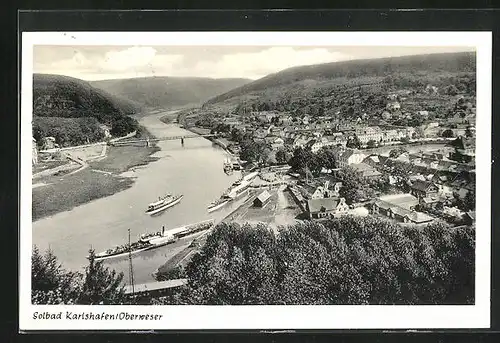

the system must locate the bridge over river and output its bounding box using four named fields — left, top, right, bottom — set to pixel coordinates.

left=109, top=134, right=218, bottom=147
